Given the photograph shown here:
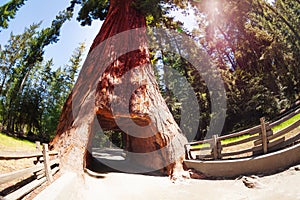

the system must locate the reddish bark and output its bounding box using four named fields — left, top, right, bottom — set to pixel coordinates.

left=50, top=0, right=188, bottom=177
